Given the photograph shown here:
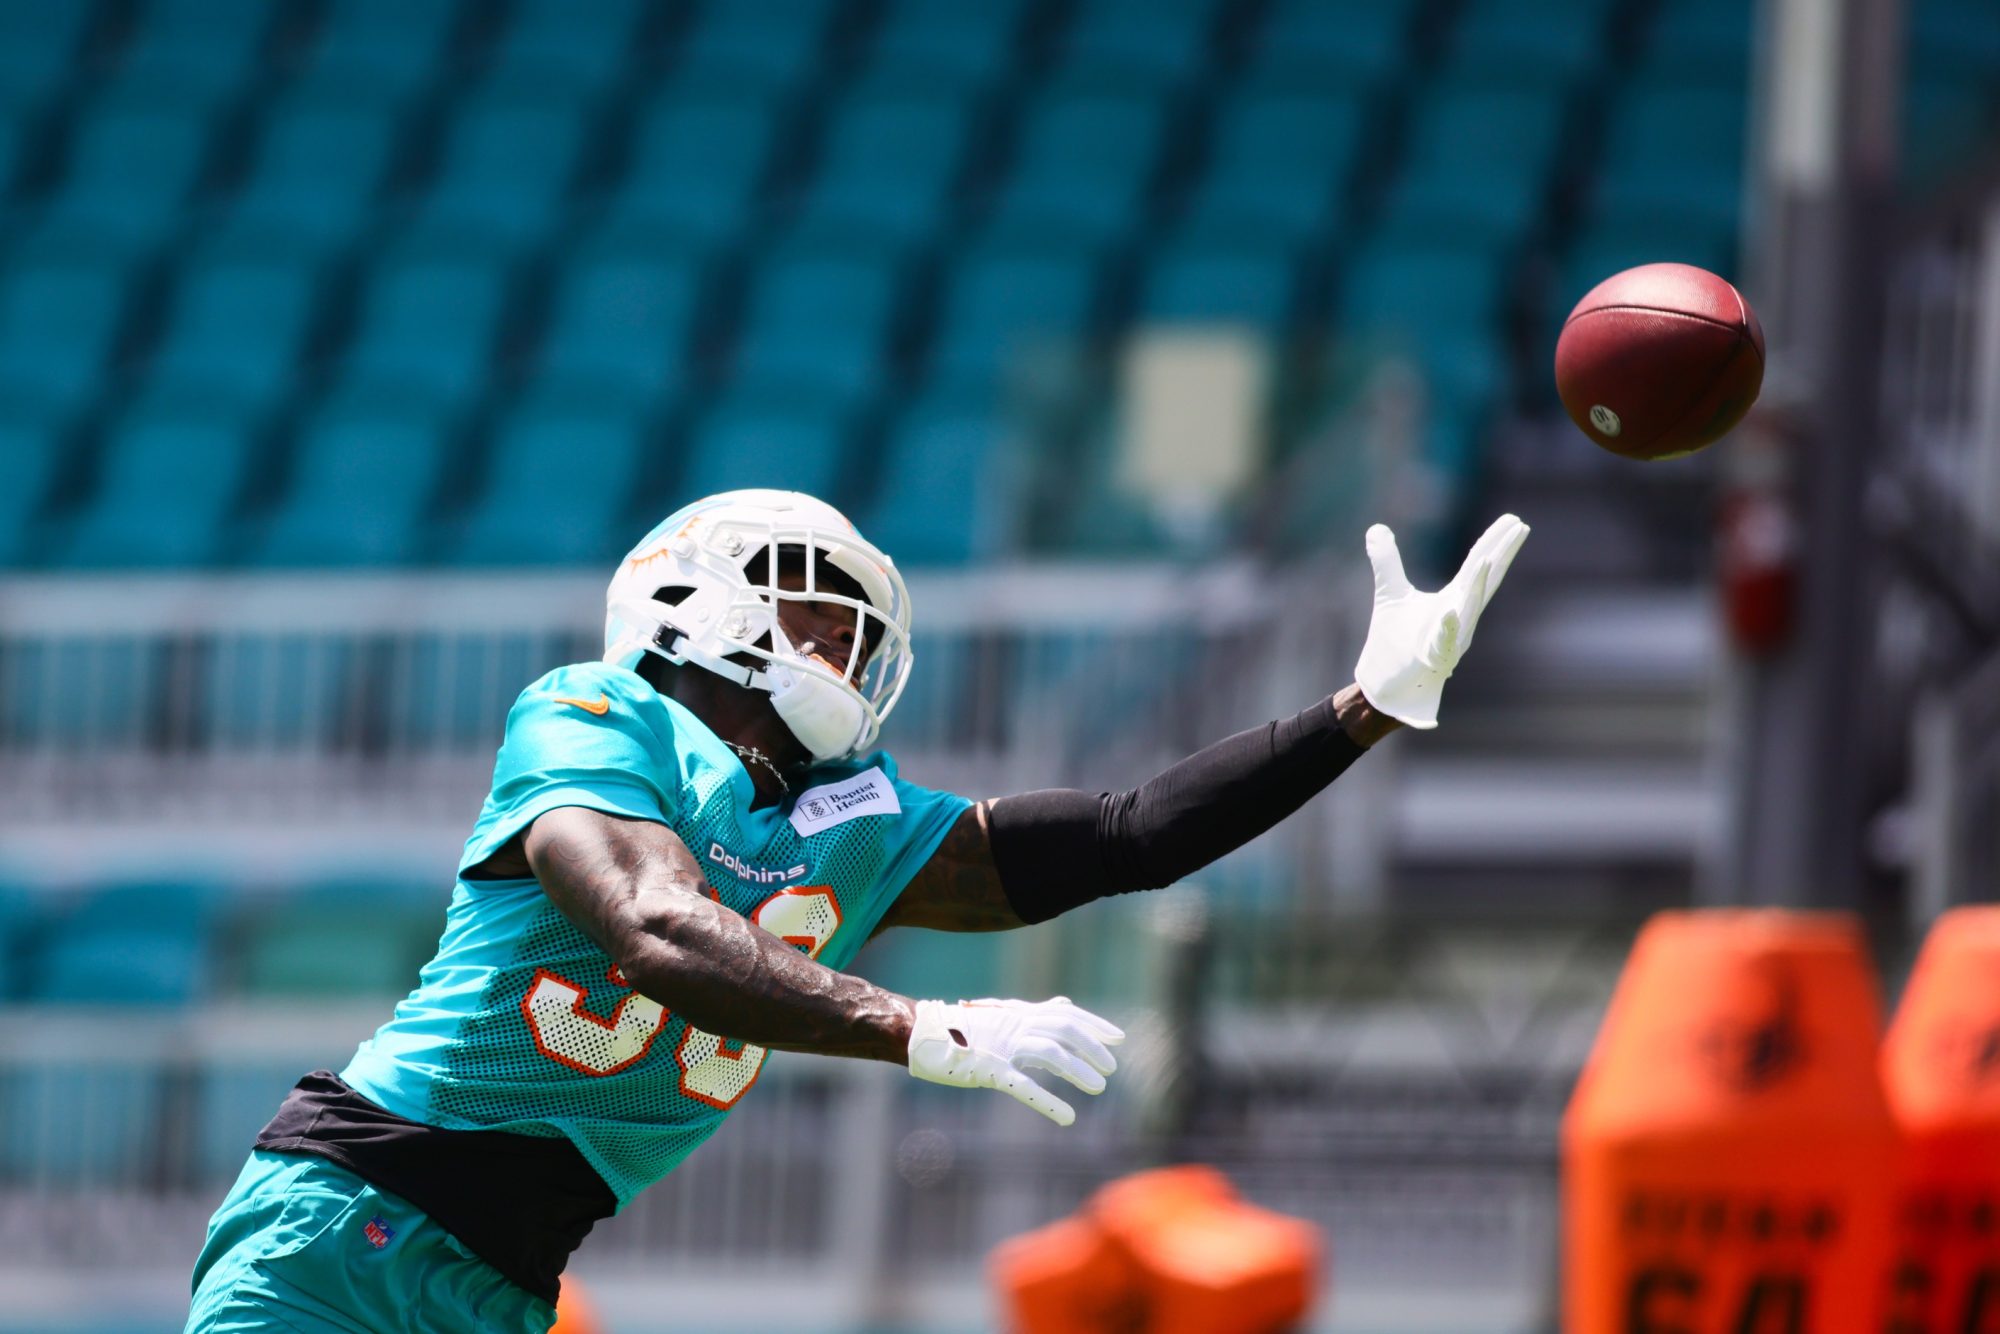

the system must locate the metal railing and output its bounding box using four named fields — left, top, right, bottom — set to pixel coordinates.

left=0, top=989, right=1596, bottom=1332
left=0, top=561, right=1384, bottom=903
left=1878, top=184, right=2000, bottom=922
